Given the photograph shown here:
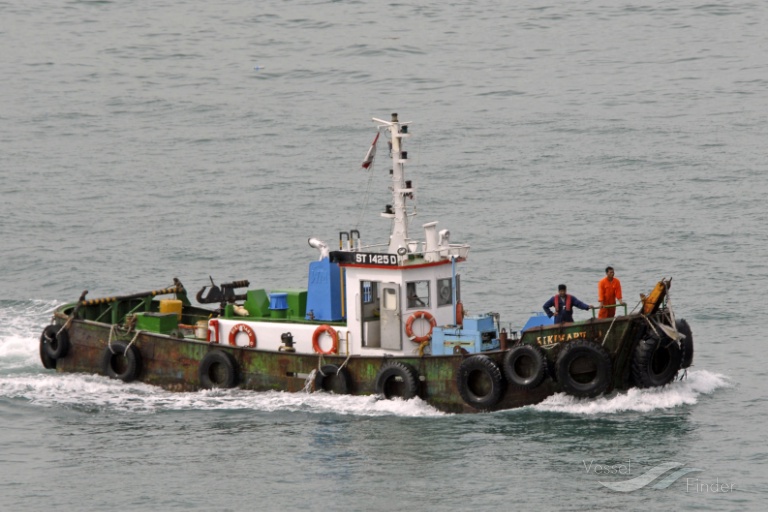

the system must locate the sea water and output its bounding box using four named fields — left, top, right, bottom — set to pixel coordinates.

left=1, top=1, right=766, bottom=510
